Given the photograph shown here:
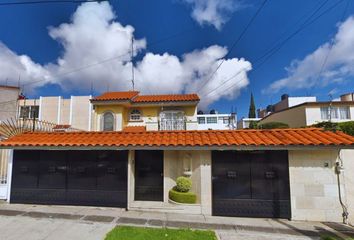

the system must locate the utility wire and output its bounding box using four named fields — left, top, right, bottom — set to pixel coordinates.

left=253, top=0, right=330, bottom=65
left=201, top=0, right=344, bottom=100
left=253, top=0, right=343, bottom=69
left=197, top=0, right=268, bottom=94
left=309, top=0, right=350, bottom=94
left=0, top=0, right=106, bottom=6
